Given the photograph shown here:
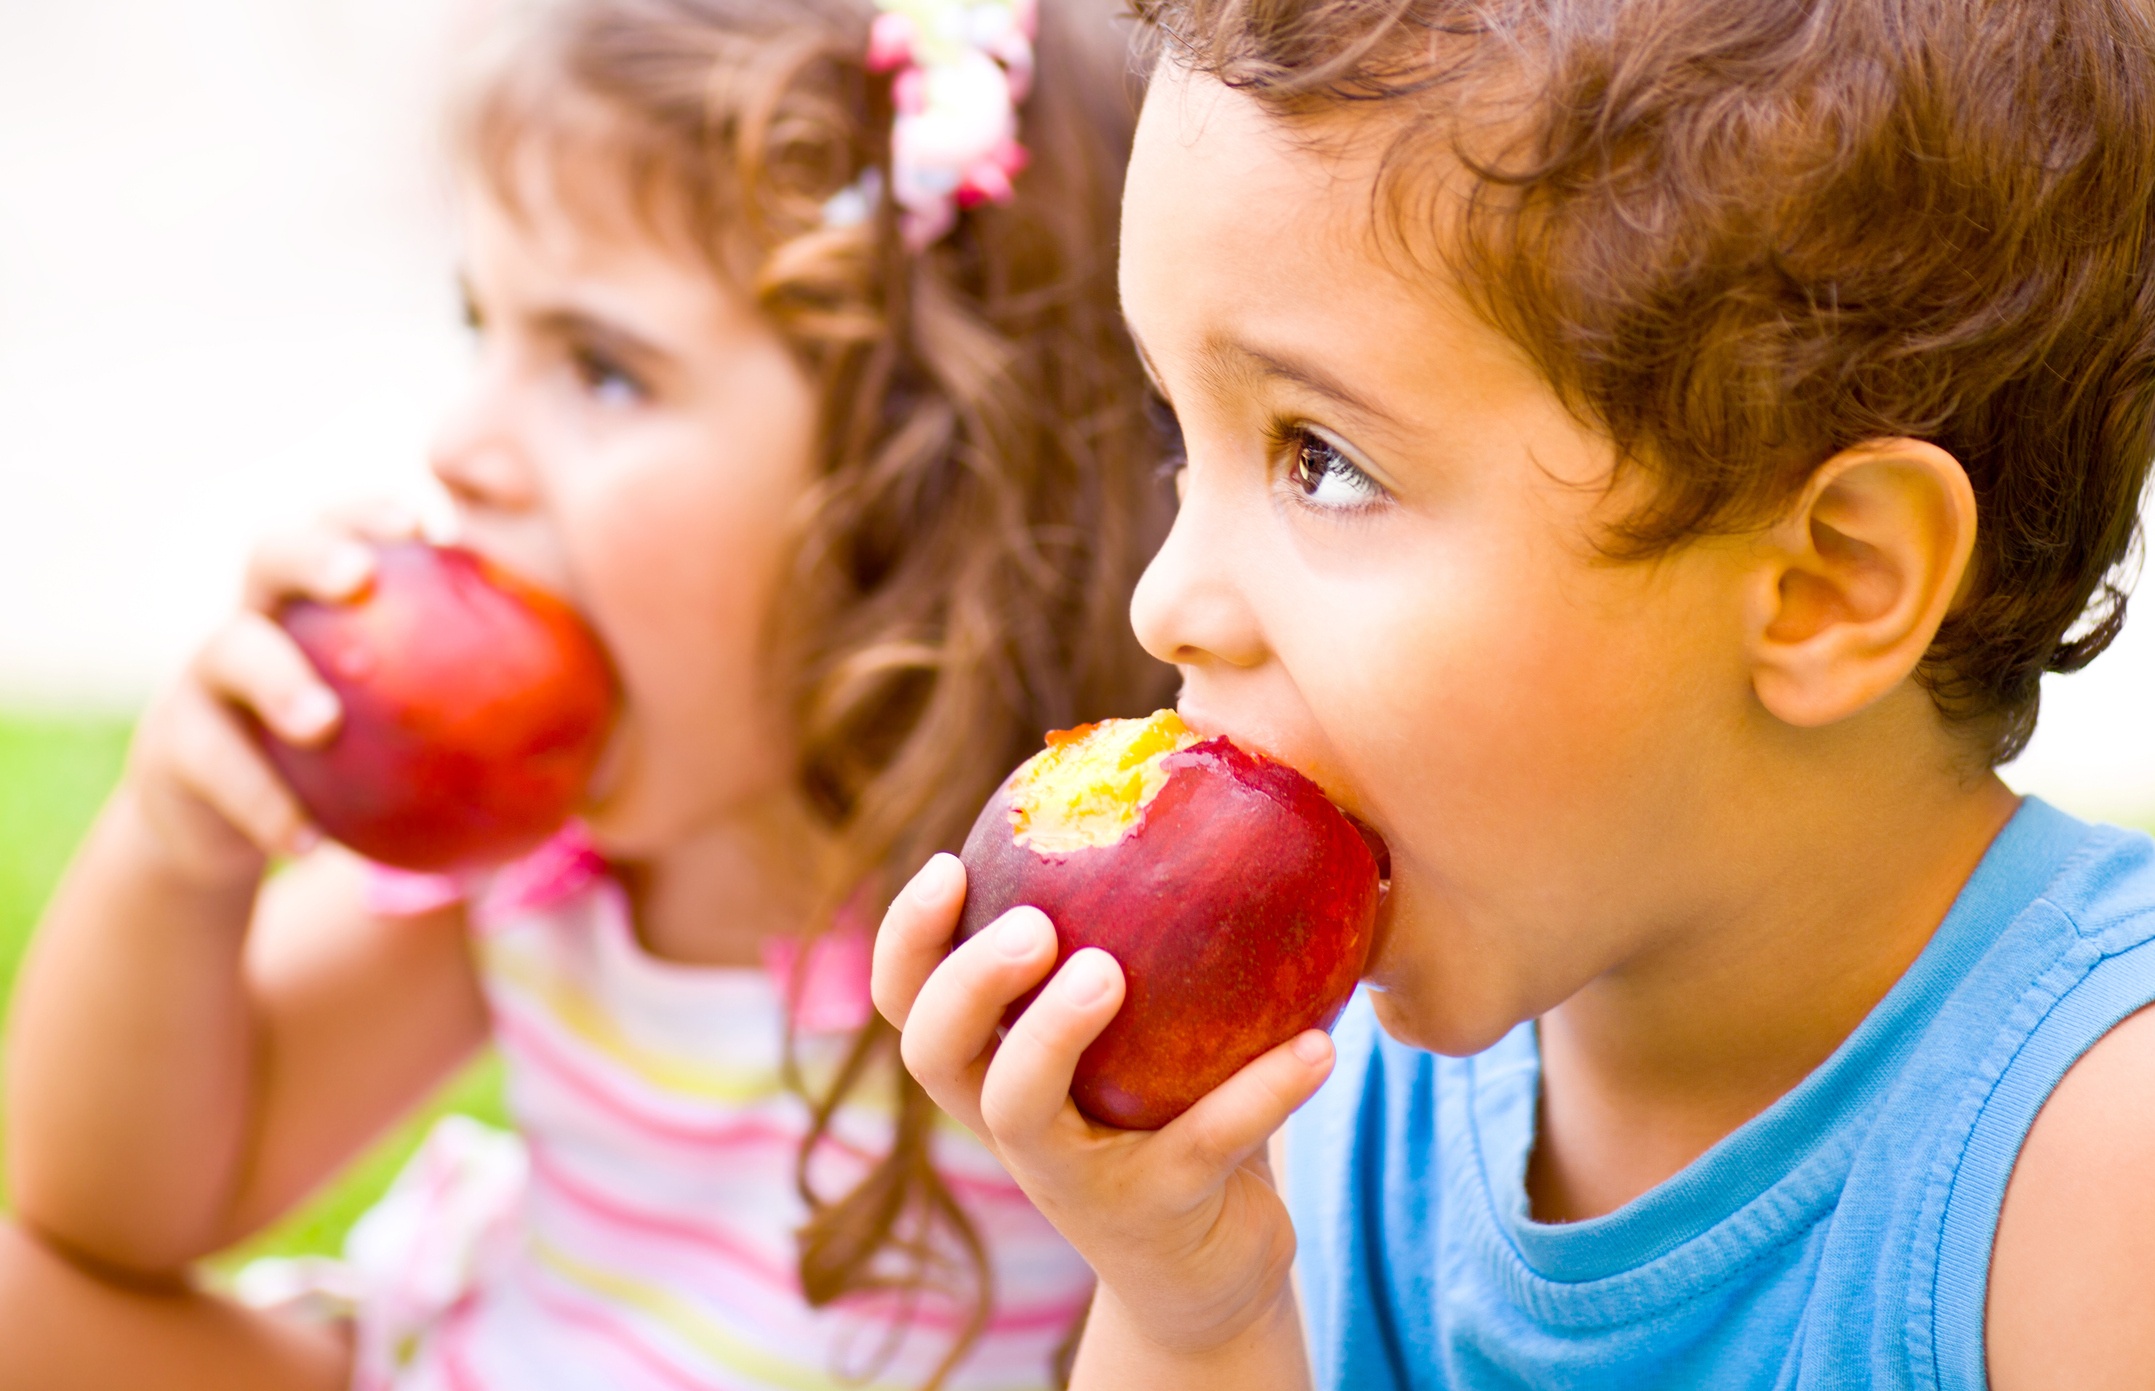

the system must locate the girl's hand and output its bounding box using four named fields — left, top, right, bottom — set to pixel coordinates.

left=124, top=502, right=420, bottom=886
left=871, top=853, right=1334, bottom=1376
